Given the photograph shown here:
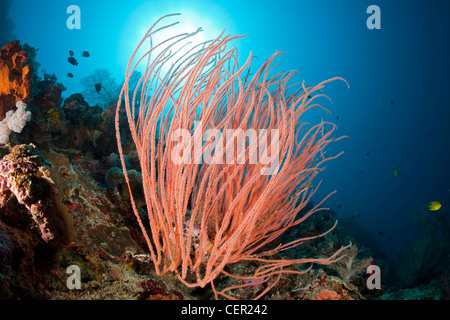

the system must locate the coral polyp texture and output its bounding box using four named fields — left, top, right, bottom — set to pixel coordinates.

left=115, top=14, right=350, bottom=299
